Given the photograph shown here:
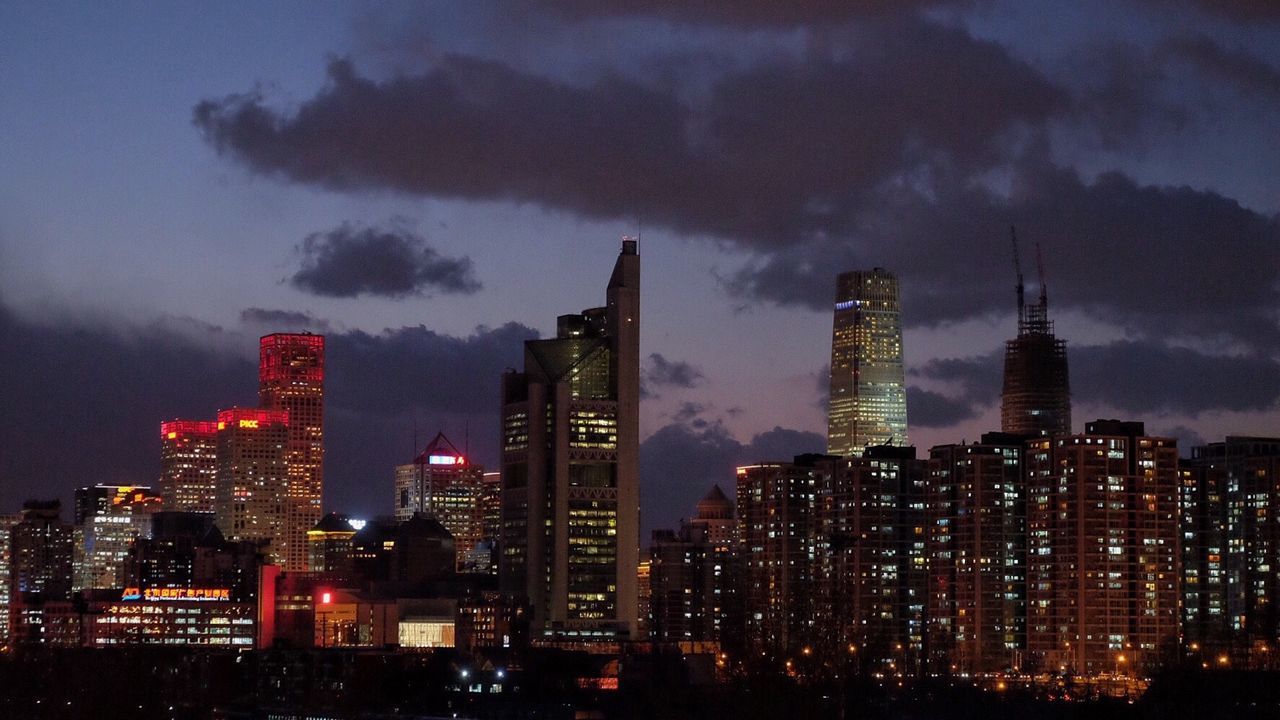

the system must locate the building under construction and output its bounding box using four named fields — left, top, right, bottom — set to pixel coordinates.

left=1001, top=229, right=1071, bottom=437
